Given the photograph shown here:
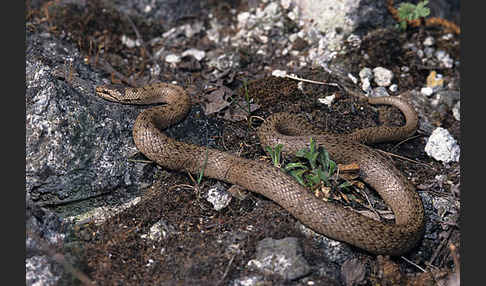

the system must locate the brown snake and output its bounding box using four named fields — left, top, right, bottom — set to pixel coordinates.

left=95, top=82, right=424, bottom=255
